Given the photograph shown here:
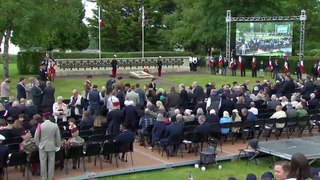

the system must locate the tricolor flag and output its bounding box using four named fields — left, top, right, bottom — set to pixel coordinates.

left=209, top=53, right=214, bottom=67
left=238, top=56, right=243, bottom=71
left=252, top=57, right=256, bottom=69
left=269, top=55, right=273, bottom=72
left=142, top=6, right=146, bottom=27
left=283, top=55, right=289, bottom=74
left=99, top=19, right=102, bottom=28
left=300, top=59, right=304, bottom=73
left=218, top=54, right=223, bottom=67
